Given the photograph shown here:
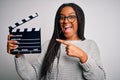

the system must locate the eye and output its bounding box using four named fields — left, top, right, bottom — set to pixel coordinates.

left=59, top=15, right=65, bottom=20
left=68, top=15, right=77, bottom=19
